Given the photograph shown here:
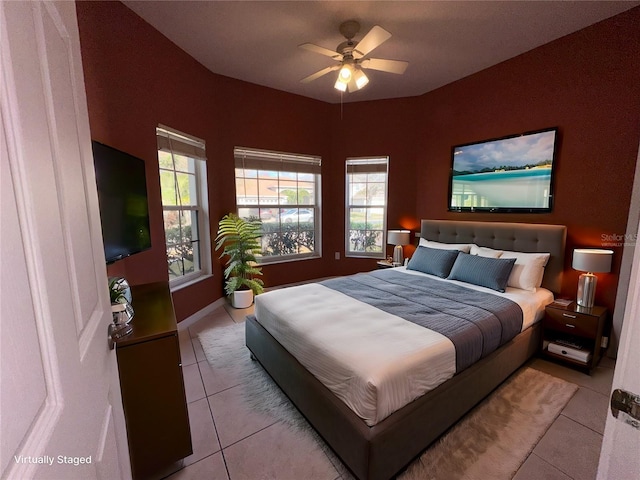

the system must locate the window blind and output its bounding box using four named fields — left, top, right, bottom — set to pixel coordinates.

left=346, top=157, right=388, bottom=173
left=157, top=125, right=206, bottom=160
left=234, top=147, right=321, bottom=174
